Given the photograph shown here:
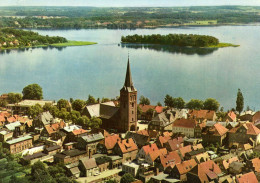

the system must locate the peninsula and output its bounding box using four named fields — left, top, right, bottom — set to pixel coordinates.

left=121, top=34, right=239, bottom=48
left=0, top=28, right=97, bottom=50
